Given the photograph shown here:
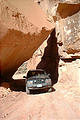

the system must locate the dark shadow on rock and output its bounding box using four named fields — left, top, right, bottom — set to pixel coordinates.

left=36, top=29, right=60, bottom=85
left=10, top=79, right=25, bottom=92
left=0, top=27, right=51, bottom=83
left=30, top=87, right=56, bottom=95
